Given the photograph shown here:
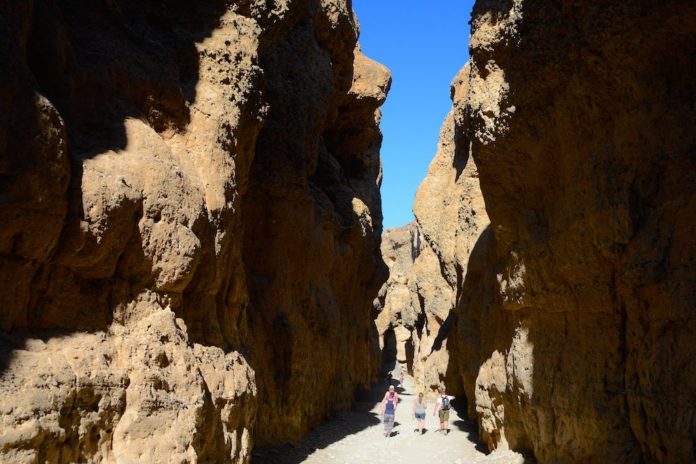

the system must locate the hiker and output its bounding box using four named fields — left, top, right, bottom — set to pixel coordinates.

left=412, top=392, right=427, bottom=434
left=381, top=385, right=398, bottom=437
left=433, top=387, right=455, bottom=434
